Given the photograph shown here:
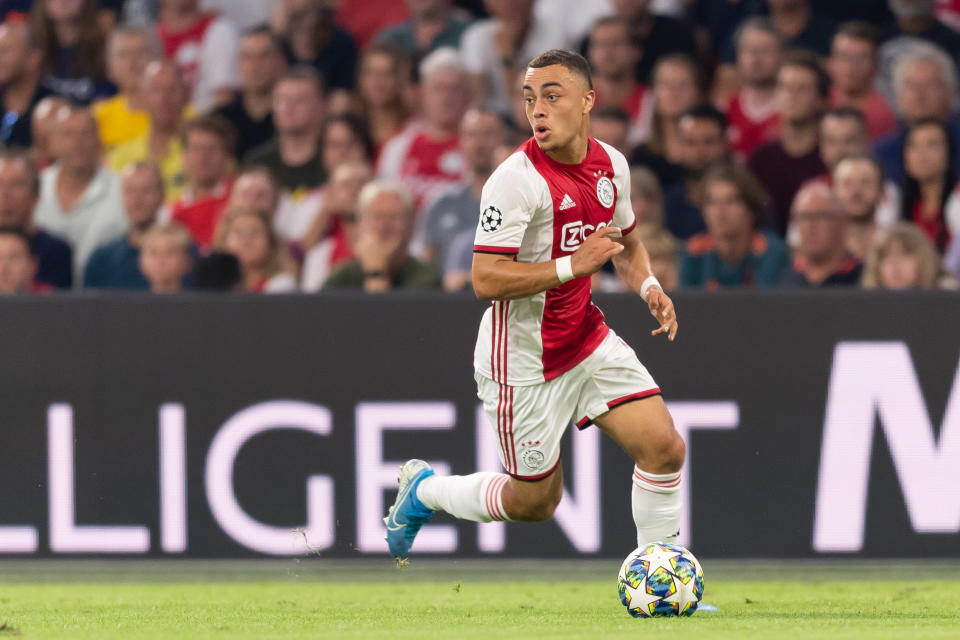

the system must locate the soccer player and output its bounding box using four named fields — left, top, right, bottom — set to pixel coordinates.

left=385, top=49, right=685, bottom=565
